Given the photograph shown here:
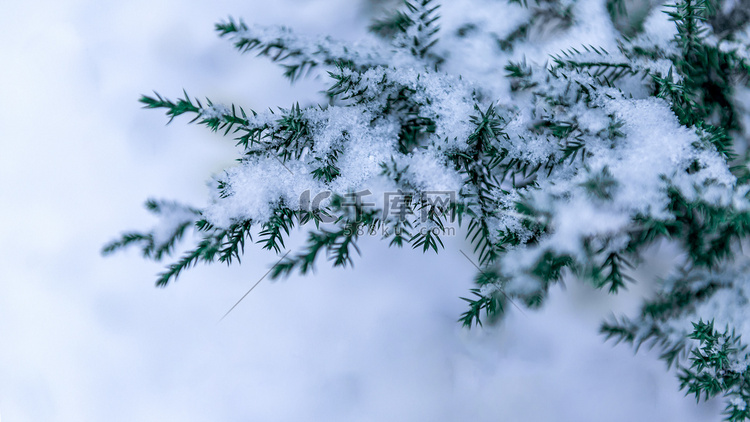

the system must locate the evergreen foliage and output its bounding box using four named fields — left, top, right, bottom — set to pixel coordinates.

left=106, top=0, right=750, bottom=417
